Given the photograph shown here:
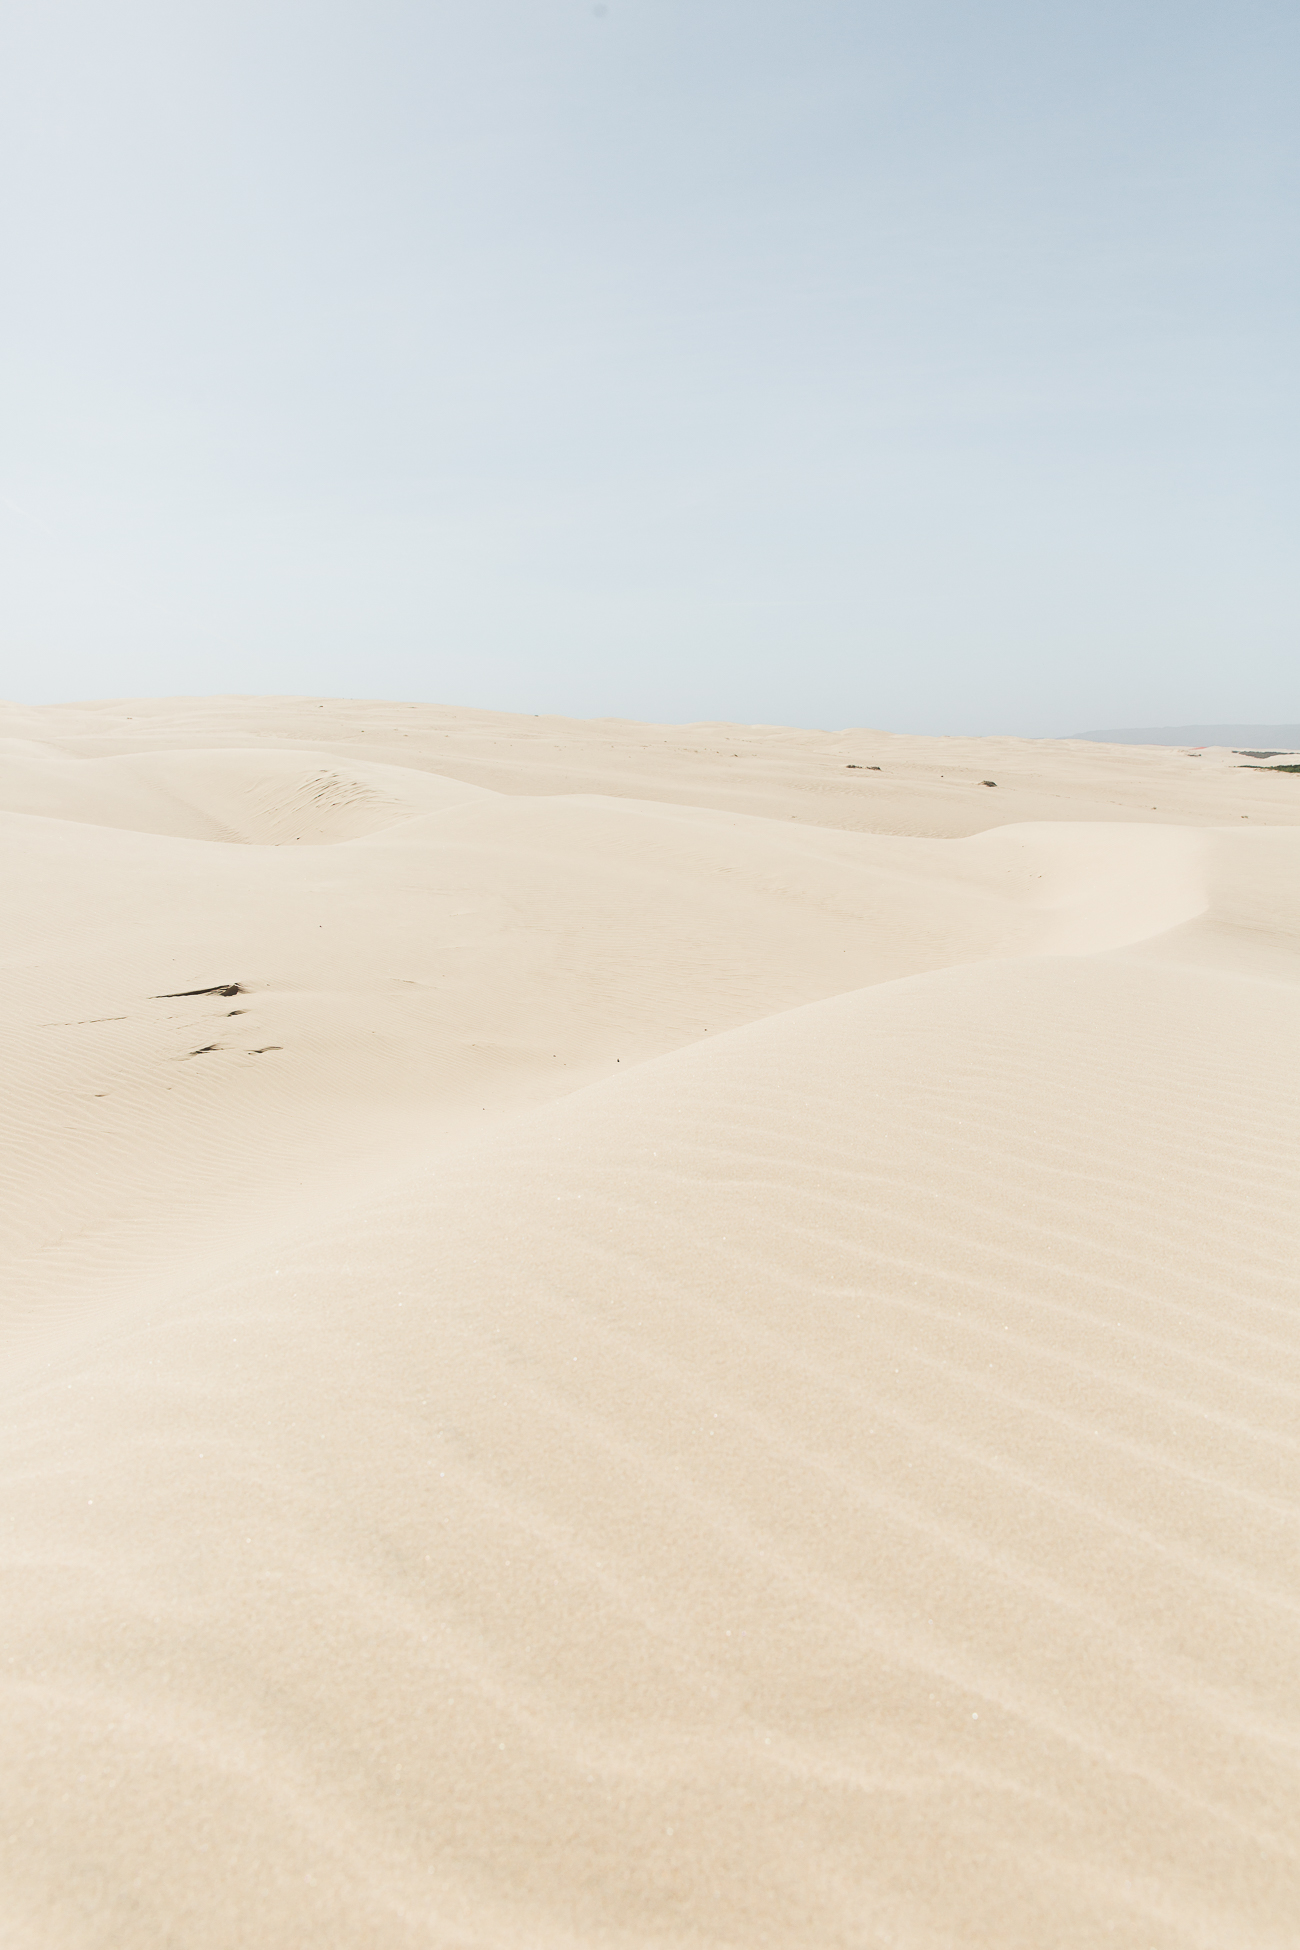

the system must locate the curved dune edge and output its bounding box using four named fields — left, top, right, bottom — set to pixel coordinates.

left=2, top=700, right=1299, bottom=1948
left=0, top=799, right=1220, bottom=1366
